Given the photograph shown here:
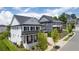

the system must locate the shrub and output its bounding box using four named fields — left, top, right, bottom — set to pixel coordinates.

left=66, top=24, right=72, bottom=33
left=37, top=32, right=48, bottom=51
left=51, top=28, right=60, bottom=43
left=48, top=32, right=51, bottom=37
